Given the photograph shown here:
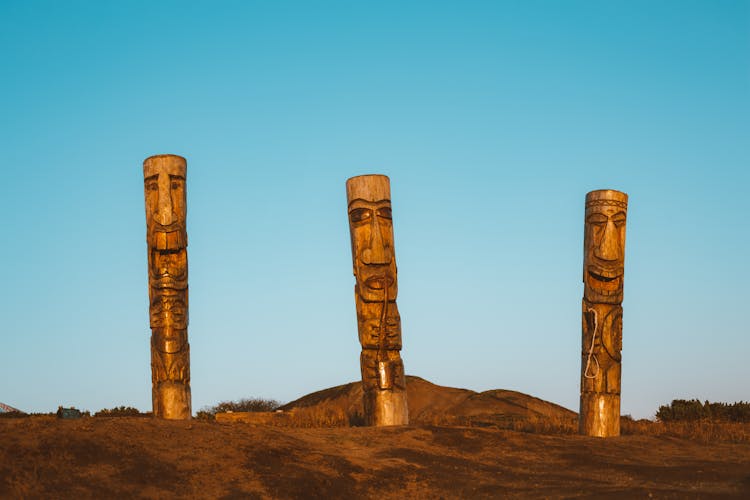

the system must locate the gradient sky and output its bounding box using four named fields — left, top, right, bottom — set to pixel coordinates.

left=1, top=1, right=748, bottom=419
